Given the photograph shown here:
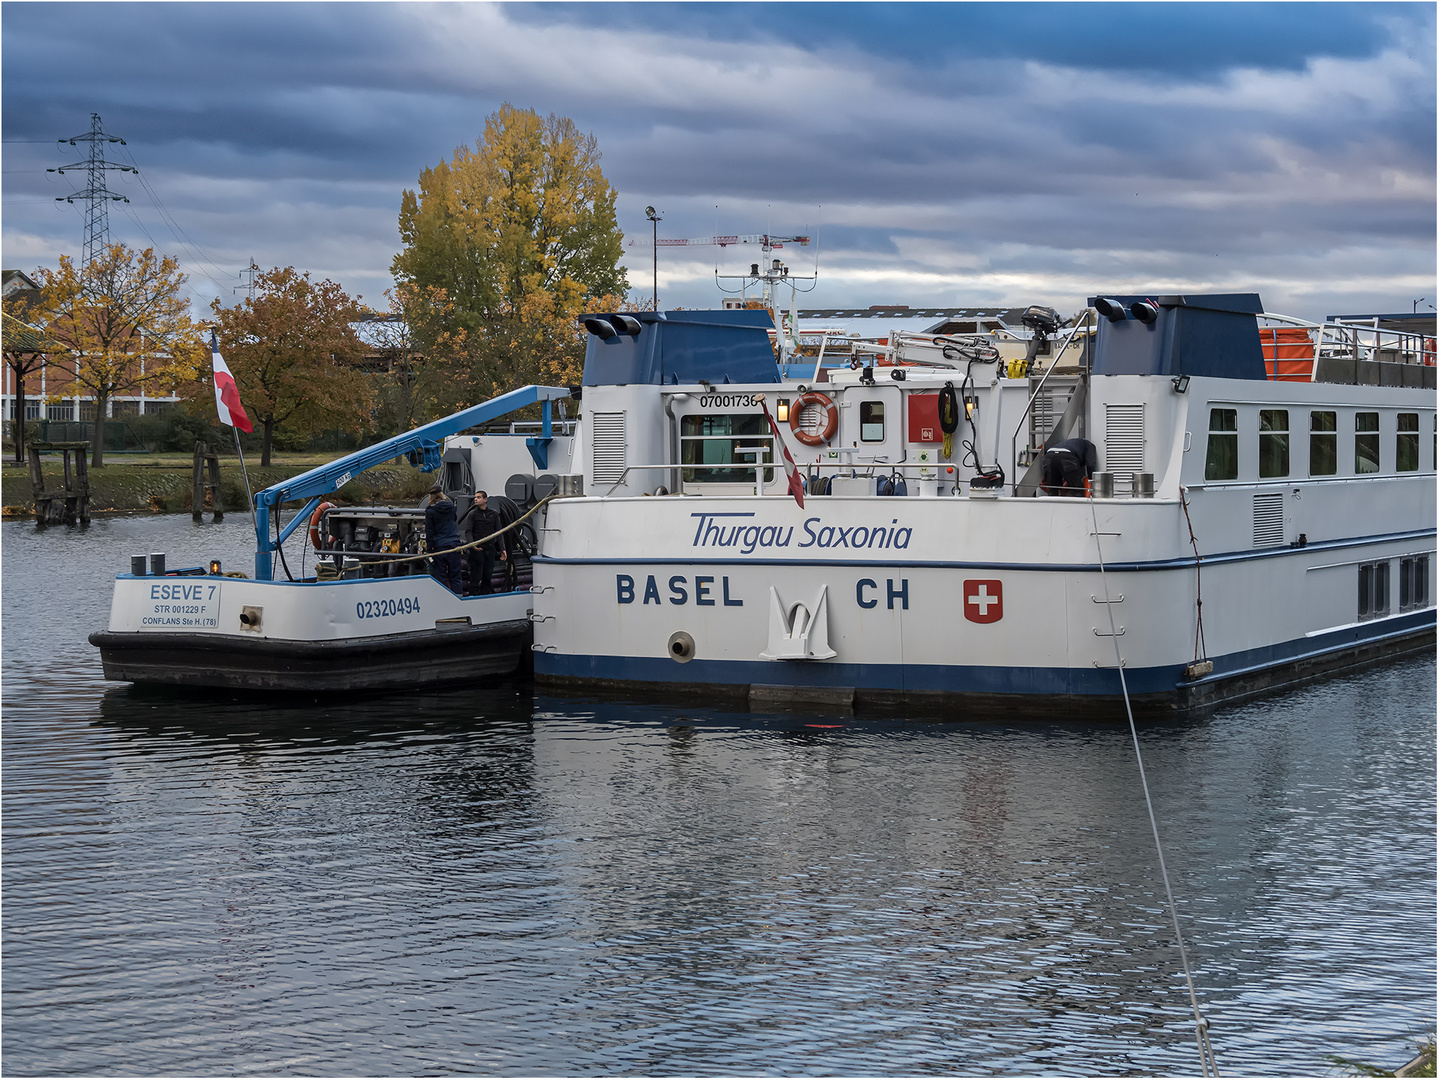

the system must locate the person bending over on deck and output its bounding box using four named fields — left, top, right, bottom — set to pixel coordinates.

left=424, top=484, right=463, bottom=592
left=464, top=490, right=509, bottom=595
left=1041, top=437, right=1099, bottom=496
